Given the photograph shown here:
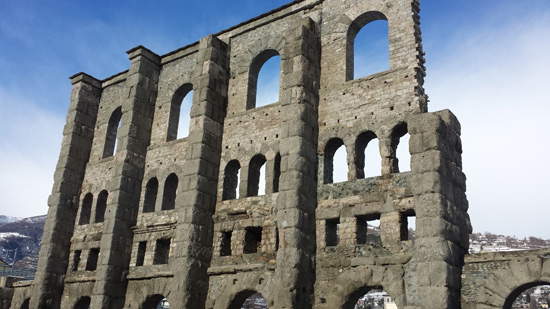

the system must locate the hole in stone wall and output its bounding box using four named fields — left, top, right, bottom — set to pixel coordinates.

left=325, top=218, right=340, bottom=247
left=343, top=286, right=397, bottom=309
left=136, top=241, right=146, bottom=266
left=94, top=190, right=108, bottom=223
left=275, top=227, right=280, bottom=251
left=273, top=153, right=281, bottom=193
left=79, top=193, right=93, bottom=226
left=247, top=154, right=267, bottom=197
left=143, top=295, right=170, bottom=309
left=324, top=138, right=348, bottom=184
left=505, top=283, right=550, bottom=309
left=220, top=231, right=232, bottom=257
left=244, top=227, right=262, bottom=254
left=153, top=238, right=171, bottom=265
left=161, top=174, right=178, bottom=210
left=248, top=50, right=281, bottom=109
left=74, top=296, right=91, bottom=309
left=20, top=298, right=30, bottom=309
left=355, top=131, right=381, bottom=179
left=143, top=177, right=159, bottom=213
left=223, top=160, right=241, bottom=200
left=72, top=250, right=81, bottom=272
left=356, top=214, right=381, bottom=245
left=103, top=106, right=123, bottom=158
left=400, top=209, right=416, bottom=241
left=85, top=248, right=99, bottom=271
left=347, top=12, right=389, bottom=81
left=228, top=291, right=268, bottom=309
left=167, top=84, right=193, bottom=141
left=391, top=123, right=411, bottom=173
